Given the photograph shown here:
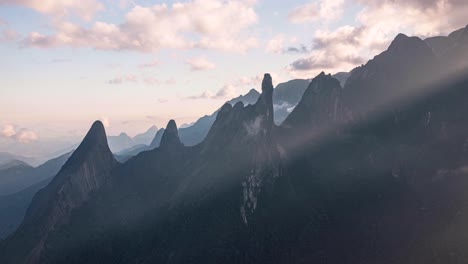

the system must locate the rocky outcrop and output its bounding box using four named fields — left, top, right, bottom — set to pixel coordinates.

left=159, top=120, right=183, bottom=151
left=343, top=33, right=436, bottom=121
left=4, top=27, right=468, bottom=264
left=283, top=72, right=342, bottom=130
left=0, top=121, right=117, bottom=264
